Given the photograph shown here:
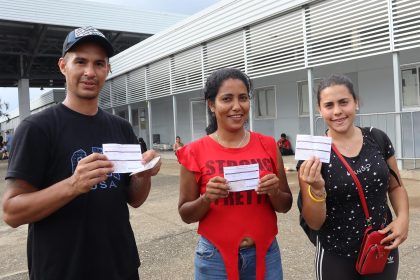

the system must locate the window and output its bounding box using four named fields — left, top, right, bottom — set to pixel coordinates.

left=190, top=100, right=206, bottom=141
left=297, top=80, right=321, bottom=116
left=131, top=108, right=139, bottom=126
left=402, top=67, right=420, bottom=108
left=253, top=86, right=276, bottom=119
